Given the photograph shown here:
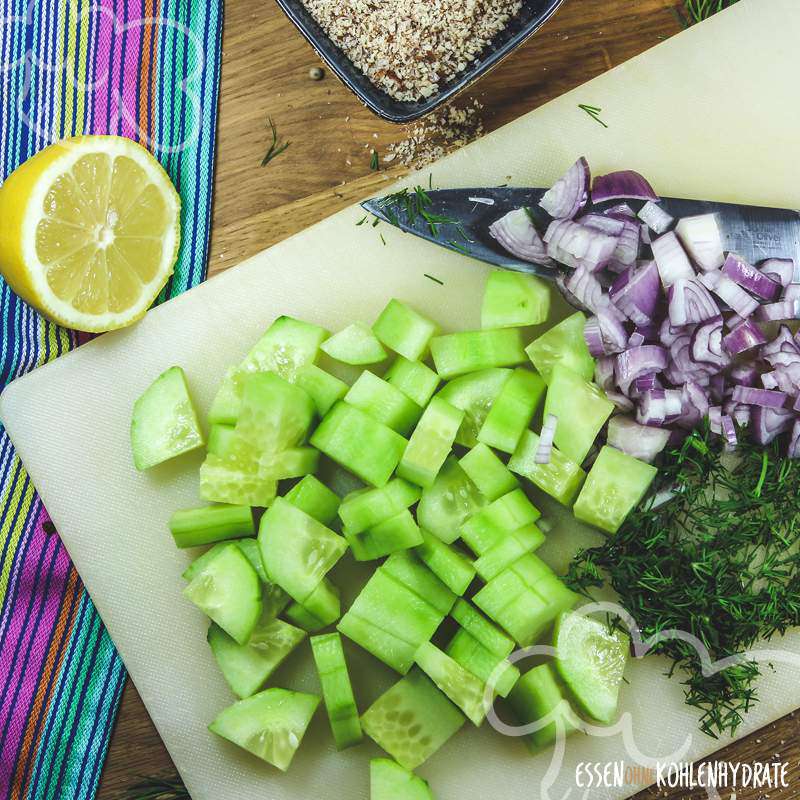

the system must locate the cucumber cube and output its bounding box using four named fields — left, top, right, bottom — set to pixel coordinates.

left=208, top=616, right=306, bottom=699
left=284, top=475, right=341, bottom=526
left=508, top=430, right=586, bottom=507
left=473, top=523, right=545, bottom=581
left=478, top=368, right=546, bottom=454
left=525, top=311, right=594, bottom=384
left=370, top=759, right=435, bottom=800
left=459, top=443, right=518, bottom=501
left=381, top=551, right=456, bottom=615
left=285, top=600, right=329, bottom=633
left=337, top=613, right=417, bottom=674
left=415, top=528, right=476, bottom=596
left=446, top=628, right=520, bottom=698
left=345, top=371, right=422, bottom=435
left=543, top=365, right=613, bottom=464
left=258, top=497, right=347, bottom=604
left=273, top=447, right=319, bottom=479
left=295, top=363, right=348, bottom=416
left=339, top=479, right=421, bottom=534
left=414, top=641, right=487, bottom=725
left=385, top=356, right=440, bottom=407
left=169, top=504, right=254, bottom=549
left=284, top=578, right=341, bottom=633
left=131, top=366, right=204, bottom=470
left=460, top=489, right=540, bottom=555
left=183, top=544, right=262, bottom=645
left=310, top=633, right=363, bottom=749
left=373, top=299, right=439, bottom=361
left=481, top=270, right=551, bottom=329
left=573, top=445, right=657, bottom=534
left=311, top=402, right=408, bottom=487
left=209, top=687, right=320, bottom=771
left=450, top=598, right=515, bottom=658
left=198, top=458, right=277, bottom=508
left=431, top=328, right=527, bottom=380
left=182, top=541, right=232, bottom=583
left=321, top=322, right=387, bottom=365
left=361, top=668, right=465, bottom=770
left=346, top=509, right=424, bottom=561
left=398, top=397, right=464, bottom=488
left=207, top=424, right=235, bottom=457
